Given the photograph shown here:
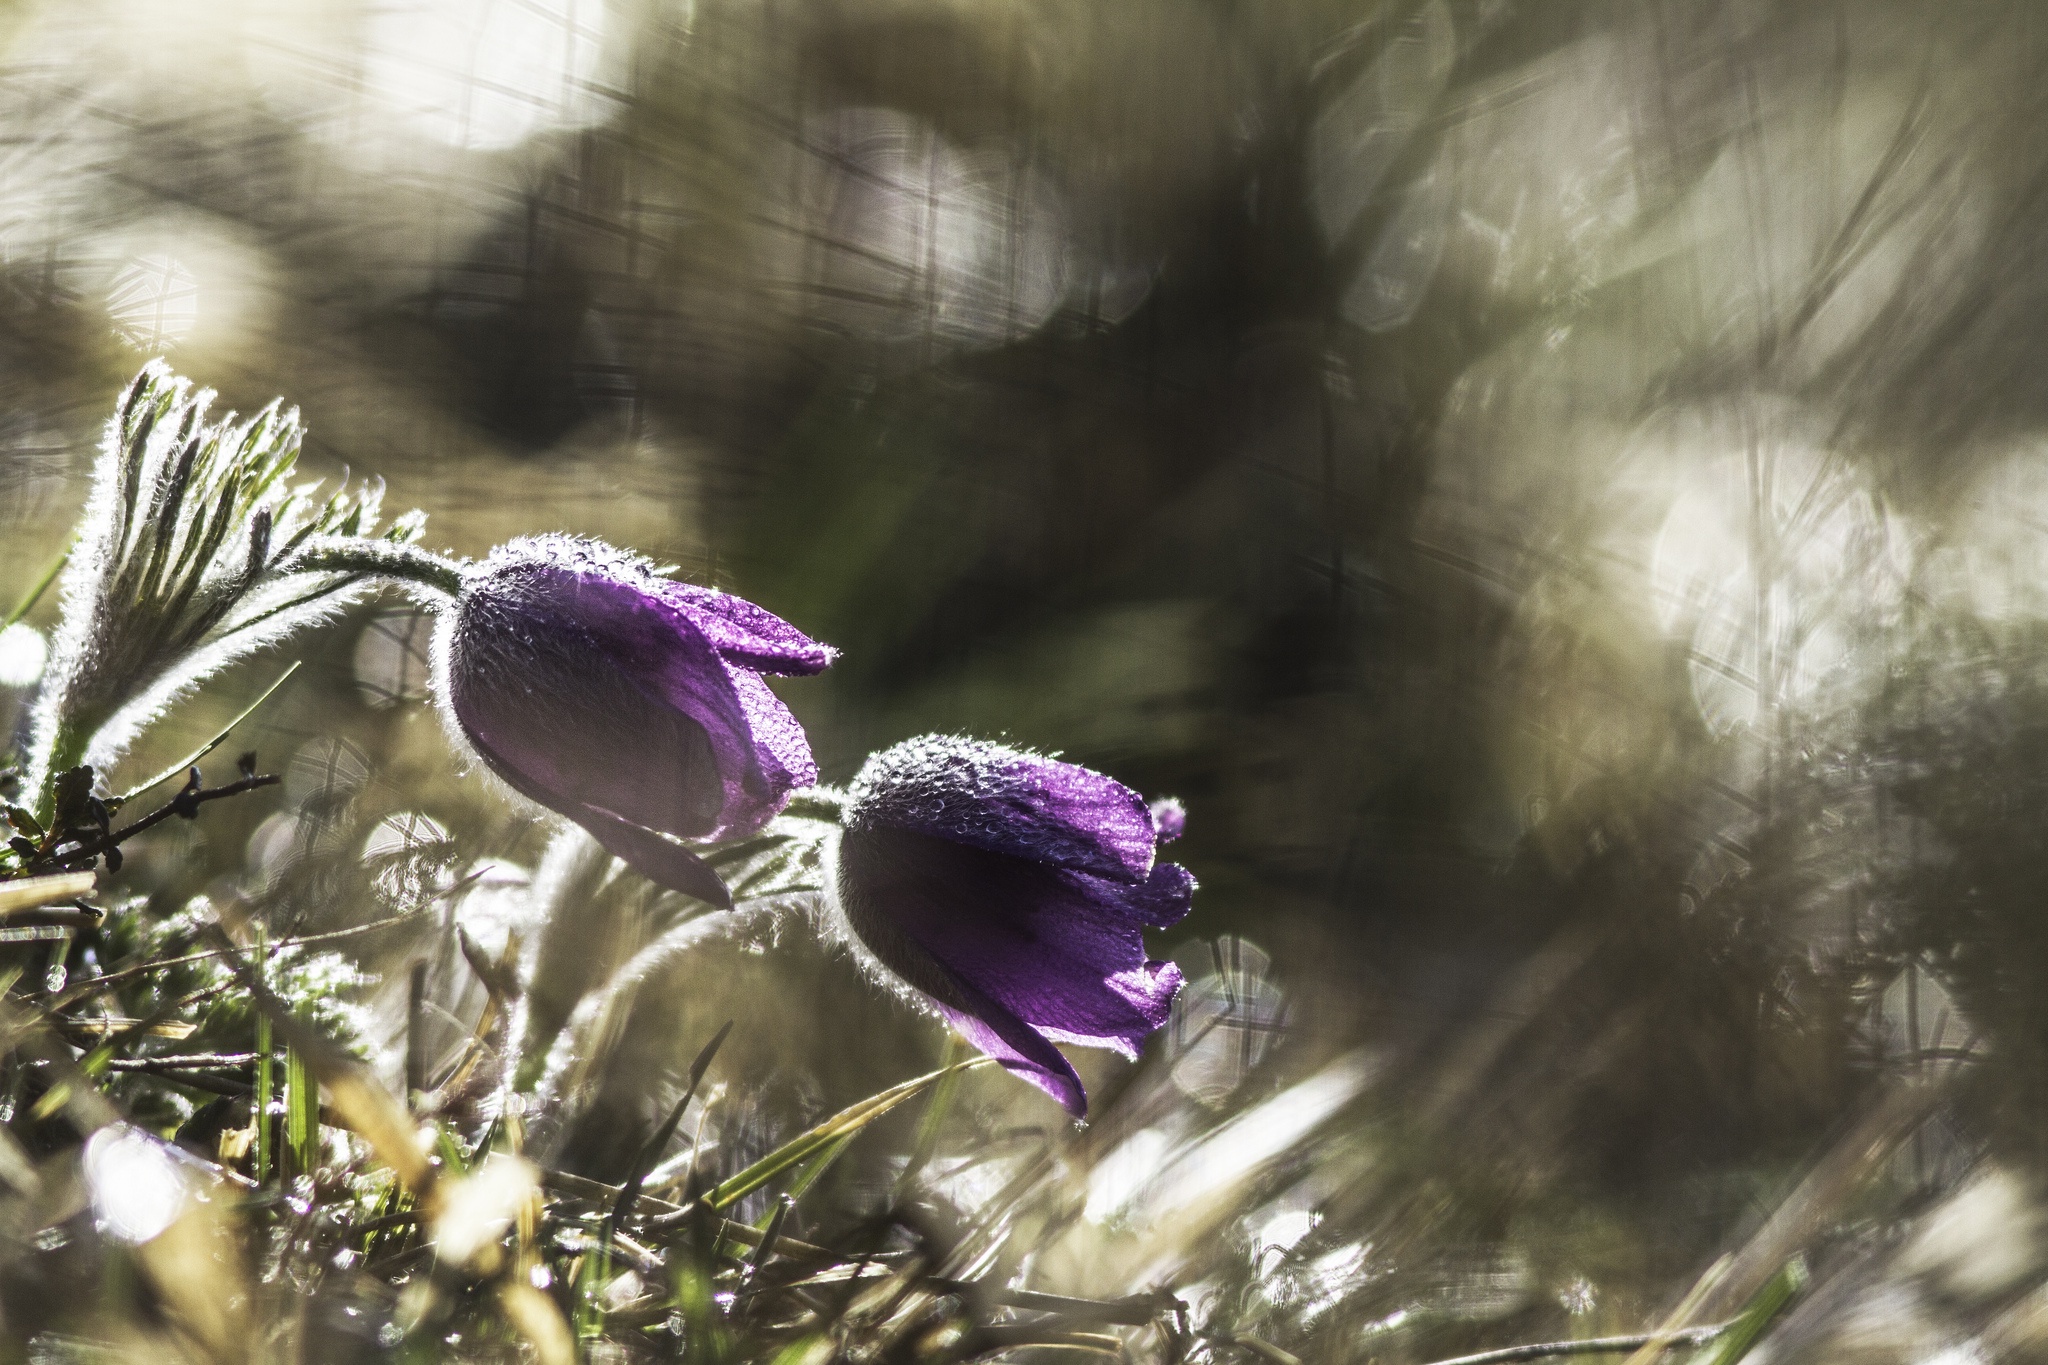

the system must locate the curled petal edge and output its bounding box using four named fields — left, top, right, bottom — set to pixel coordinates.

left=935, top=975, right=1089, bottom=1118
left=574, top=804, right=735, bottom=910
left=459, top=721, right=736, bottom=908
